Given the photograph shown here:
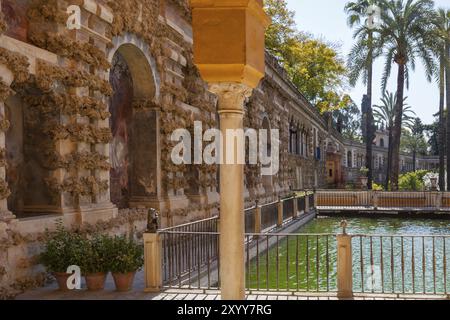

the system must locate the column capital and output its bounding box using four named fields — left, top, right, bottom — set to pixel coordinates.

left=209, top=82, right=253, bottom=113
